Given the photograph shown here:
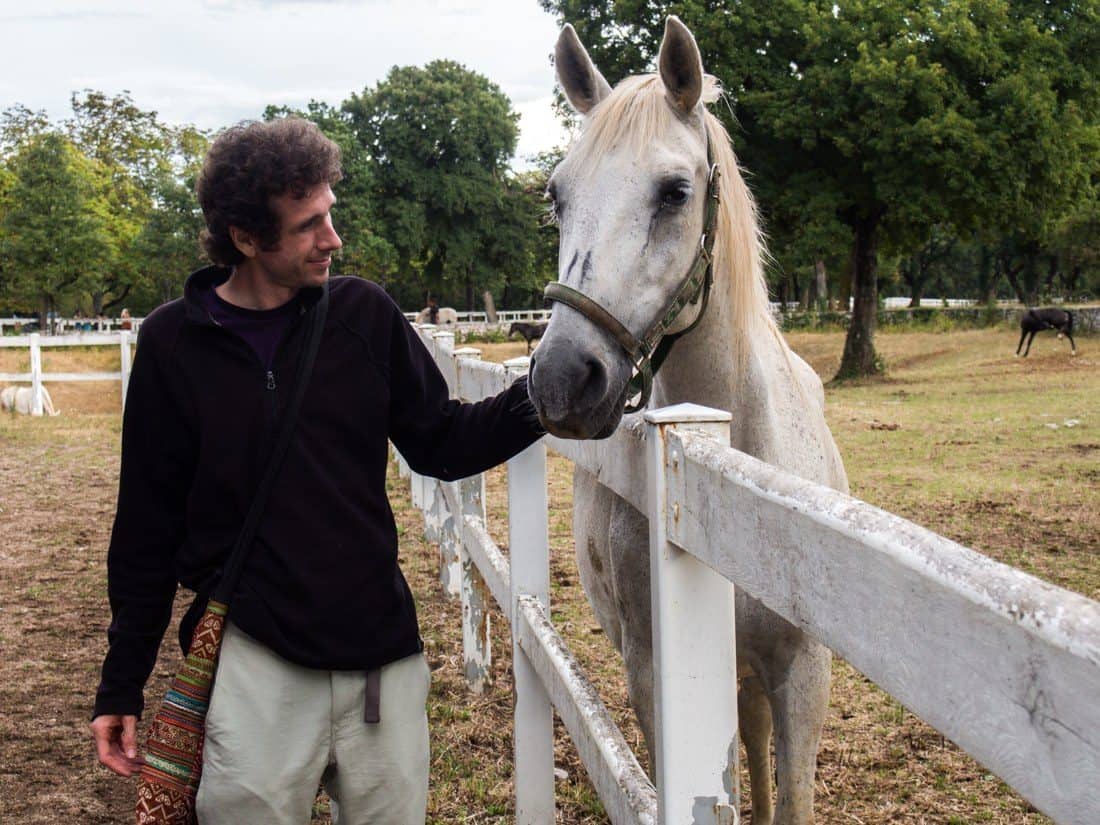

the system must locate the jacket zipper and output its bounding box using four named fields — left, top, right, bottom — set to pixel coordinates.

left=265, top=369, right=277, bottom=428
